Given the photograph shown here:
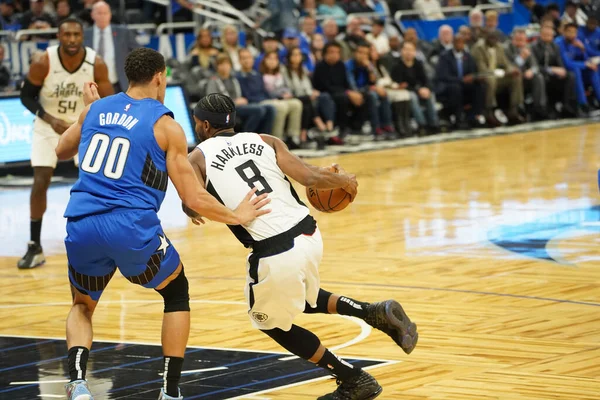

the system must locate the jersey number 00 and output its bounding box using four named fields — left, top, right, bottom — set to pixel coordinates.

left=81, top=133, right=131, bottom=179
